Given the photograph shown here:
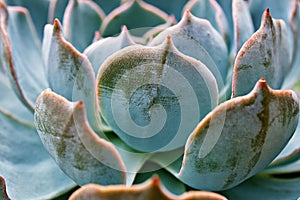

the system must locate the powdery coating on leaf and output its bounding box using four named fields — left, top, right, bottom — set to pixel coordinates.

left=69, top=176, right=227, bottom=200
left=97, top=36, right=218, bottom=152
left=0, top=176, right=10, bottom=200
left=178, top=79, right=299, bottom=191
left=232, top=9, right=291, bottom=97
left=183, top=0, right=230, bottom=45
left=0, top=3, right=35, bottom=111
left=34, top=89, right=126, bottom=186
left=63, top=0, right=106, bottom=51
left=100, top=0, right=169, bottom=37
